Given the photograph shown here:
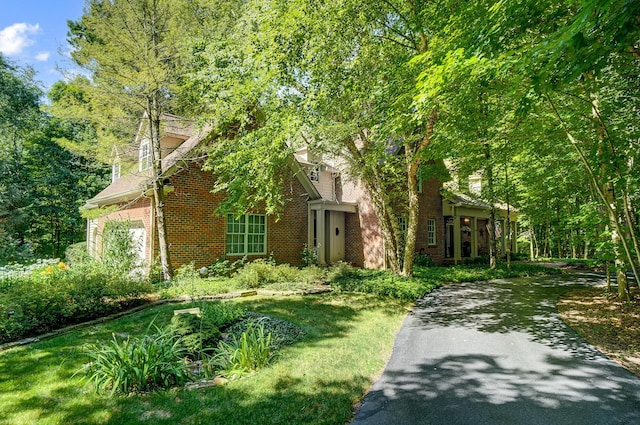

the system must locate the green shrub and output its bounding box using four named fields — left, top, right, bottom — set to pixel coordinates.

left=235, top=259, right=306, bottom=288
left=212, top=321, right=272, bottom=378
left=301, top=244, right=318, bottom=266
left=82, top=326, right=192, bottom=395
left=167, top=313, right=222, bottom=357
left=208, top=256, right=246, bottom=277
left=0, top=230, right=34, bottom=265
left=0, top=259, right=153, bottom=343
left=101, top=220, right=140, bottom=277
left=414, top=253, right=433, bottom=267
left=331, top=267, right=436, bottom=301
left=201, top=301, right=247, bottom=329
left=166, top=302, right=246, bottom=358
left=64, top=242, right=90, bottom=265
left=462, top=255, right=489, bottom=265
